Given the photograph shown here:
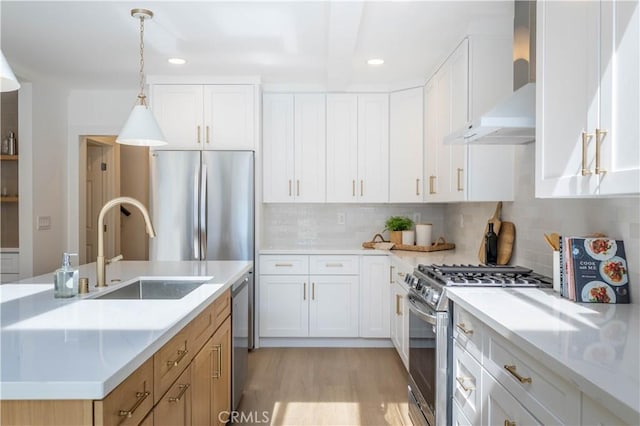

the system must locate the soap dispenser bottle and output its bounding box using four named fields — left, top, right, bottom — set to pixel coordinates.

left=54, top=253, right=79, bottom=298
